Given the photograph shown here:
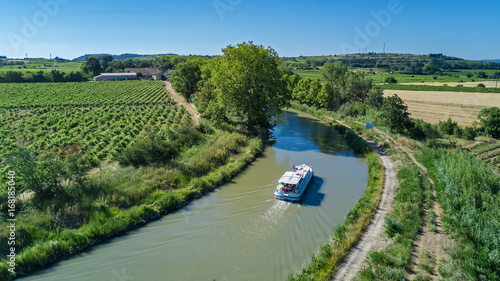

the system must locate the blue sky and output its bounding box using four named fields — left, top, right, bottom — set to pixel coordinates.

left=1, top=0, right=499, bottom=60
